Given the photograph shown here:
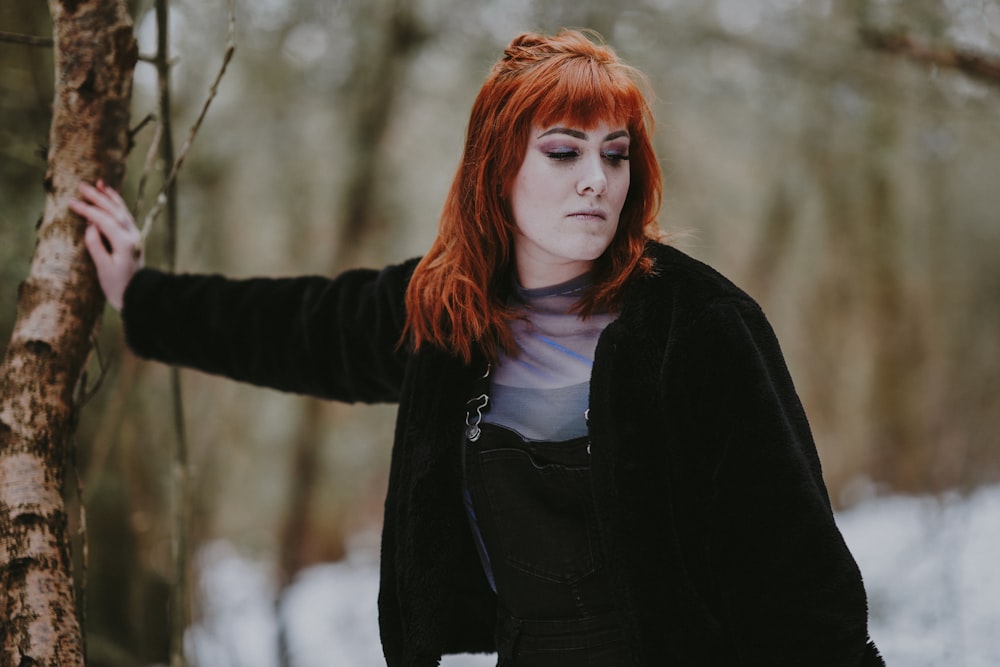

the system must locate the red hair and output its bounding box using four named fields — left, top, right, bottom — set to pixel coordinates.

left=404, top=29, right=663, bottom=363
